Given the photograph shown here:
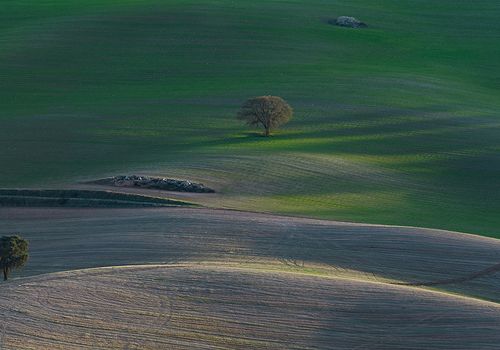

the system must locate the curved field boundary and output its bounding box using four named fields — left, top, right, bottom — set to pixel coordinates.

left=396, top=262, right=500, bottom=287
left=0, top=189, right=194, bottom=208
left=2, top=207, right=500, bottom=303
